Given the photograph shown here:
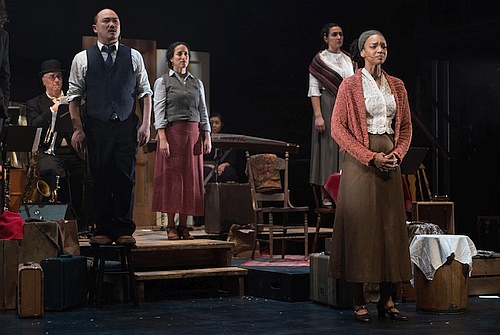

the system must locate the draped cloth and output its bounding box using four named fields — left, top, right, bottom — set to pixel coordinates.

left=246, top=154, right=283, bottom=193
left=410, top=235, right=477, bottom=280
left=308, top=52, right=345, bottom=97
left=151, top=122, right=204, bottom=216
left=0, top=210, right=24, bottom=240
